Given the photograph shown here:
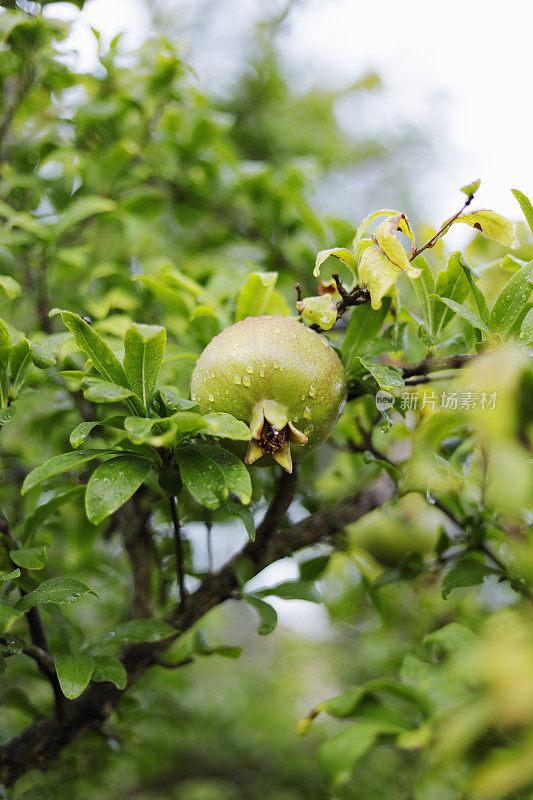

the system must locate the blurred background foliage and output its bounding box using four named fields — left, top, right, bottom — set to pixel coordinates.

left=0, top=1, right=532, bottom=799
